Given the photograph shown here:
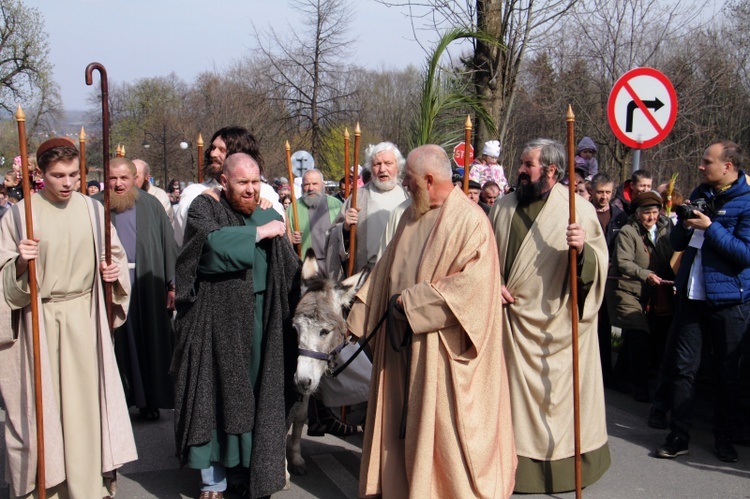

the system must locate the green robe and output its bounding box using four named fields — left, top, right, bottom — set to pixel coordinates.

left=187, top=206, right=279, bottom=469
left=286, top=195, right=342, bottom=260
